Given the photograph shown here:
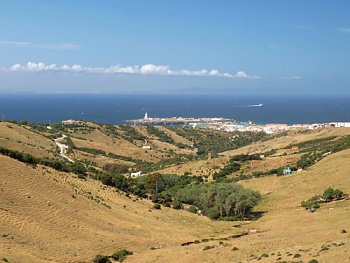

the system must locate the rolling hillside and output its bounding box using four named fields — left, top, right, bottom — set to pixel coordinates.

left=1, top=121, right=350, bottom=262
